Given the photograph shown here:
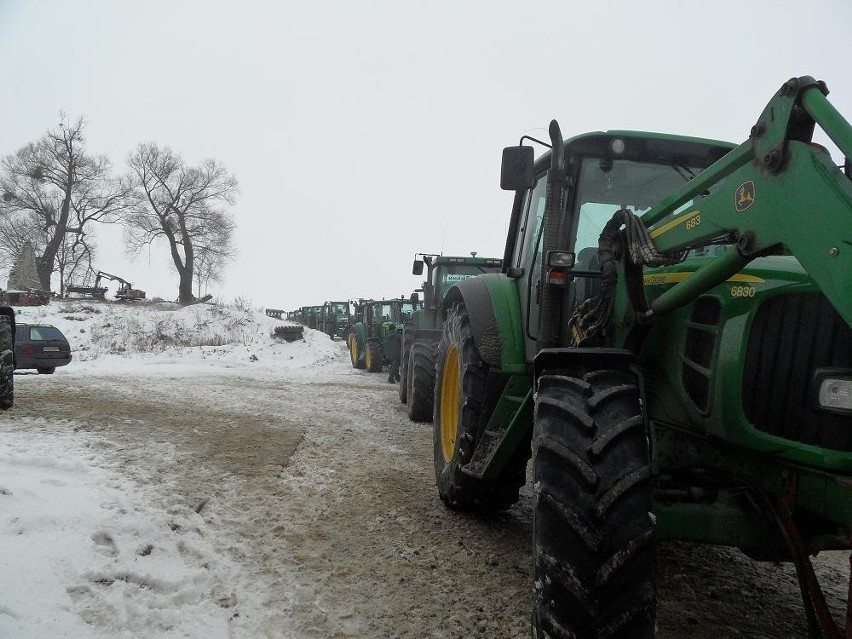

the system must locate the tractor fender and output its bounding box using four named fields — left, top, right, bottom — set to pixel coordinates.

left=534, top=347, right=635, bottom=380
left=442, top=273, right=525, bottom=374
